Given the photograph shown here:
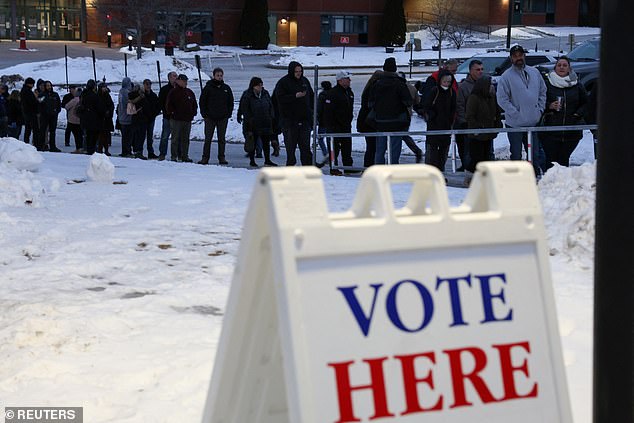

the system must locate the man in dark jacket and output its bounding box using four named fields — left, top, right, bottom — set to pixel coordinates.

left=165, top=74, right=197, bottom=162
left=142, top=79, right=161, bottom=159
left=368, top=58, right=412, bottom=164
left=79, top=79, right=106, bottom=155
left=158, top=71, right=177, bottom=161
left=455, top=59, right=484, bottom=171
left=198, top=67, right=234, bottom=165
left=21, top=77, right=42, bottom=149
left=274, top=61, right=314, bottom=166
left=323, top=70, right=355, bottom=171
left=40, top=81, right=62, bottom=152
